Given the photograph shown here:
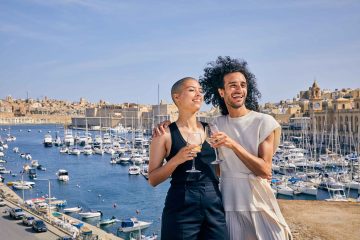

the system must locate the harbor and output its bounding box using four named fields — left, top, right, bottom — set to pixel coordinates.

left=0, top=123, right=359, bottom=239
left=0, top=124, right=163, bottom=240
